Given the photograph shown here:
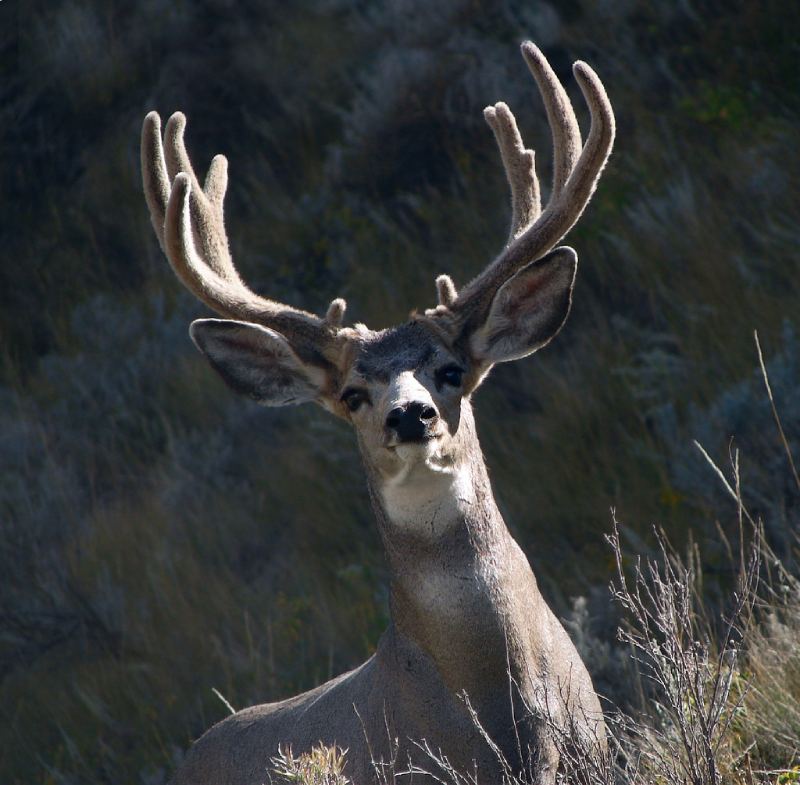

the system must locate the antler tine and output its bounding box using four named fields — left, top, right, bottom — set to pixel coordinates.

left=483, top=102, right=540, bottom=242
left=163, top=173, right=255, bottom=317
left=324, top=298, right=347, bottom=328
left=162, top=112, right=241, bottom=284
left=520, top=42, right=582, bottom=202
left=444, top=44, right=615, bottom=326
left=141, top=112, right=171, bottom=252
left=143, top=112, right=234, bottom=281
left=143, top=112, right=346, bottom=358
left=435, top=274, right=458, bottom=307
